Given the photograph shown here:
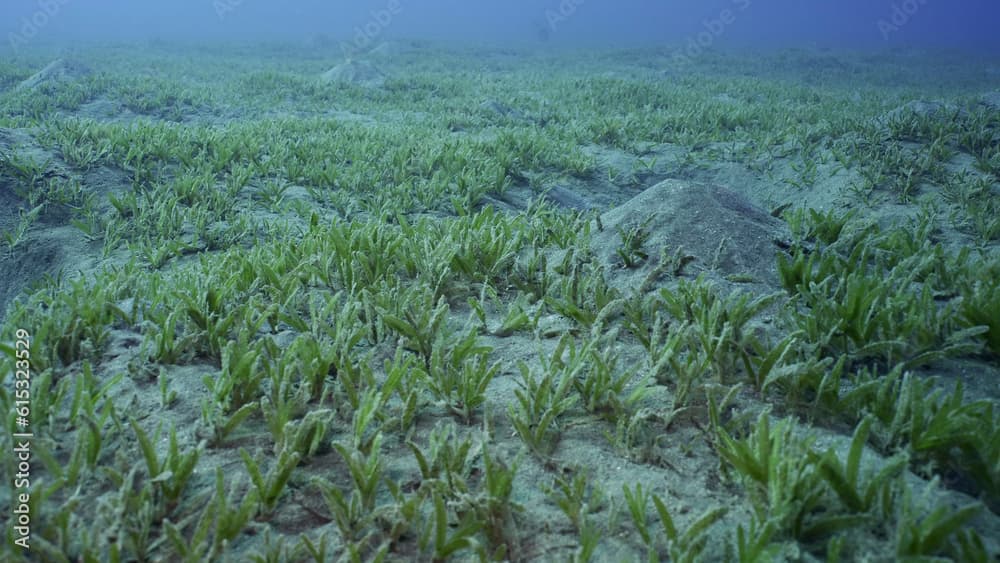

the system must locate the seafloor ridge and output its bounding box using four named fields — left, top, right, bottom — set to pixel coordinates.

left=1, top=40, right=999, bottom=561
